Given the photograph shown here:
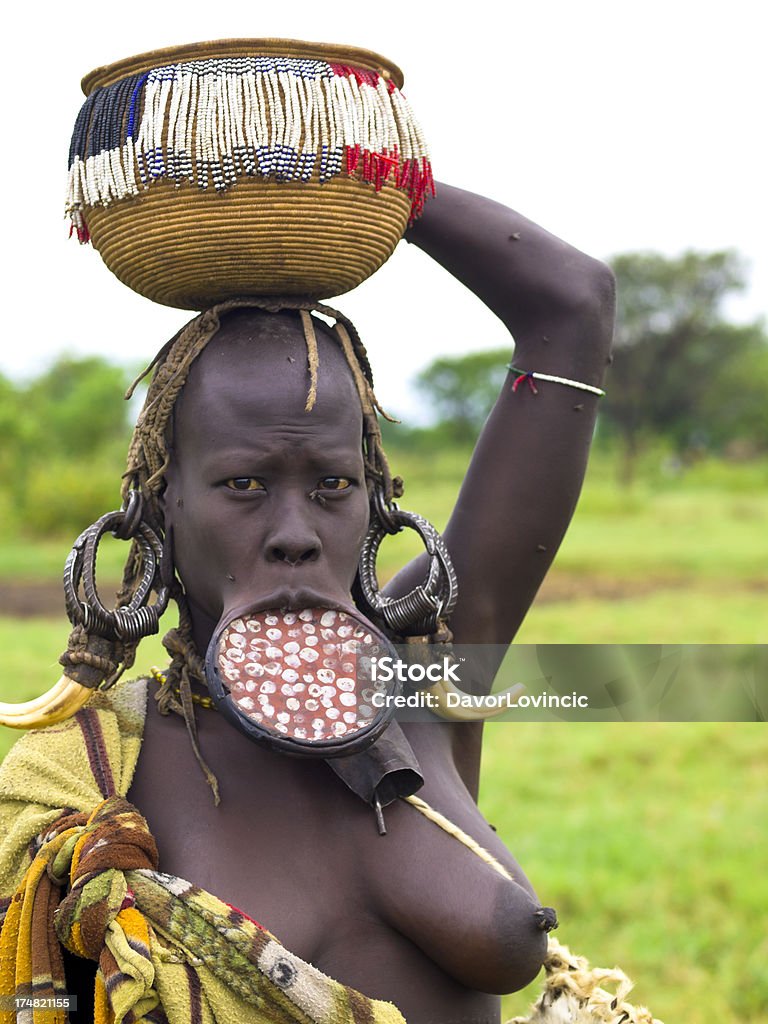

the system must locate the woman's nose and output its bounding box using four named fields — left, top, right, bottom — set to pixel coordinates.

left=264, top=516, right=322, bottom=567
